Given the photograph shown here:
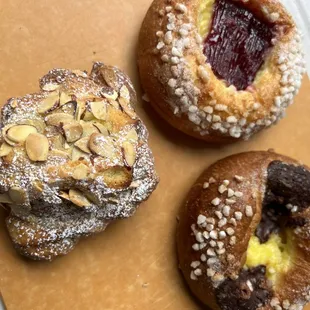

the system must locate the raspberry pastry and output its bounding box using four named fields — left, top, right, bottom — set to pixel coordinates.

left=0, top=62, right=158, bottom=261
left=138, top=0, right=305, bottom=143
left=177, top=151, right=310, bottom=309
